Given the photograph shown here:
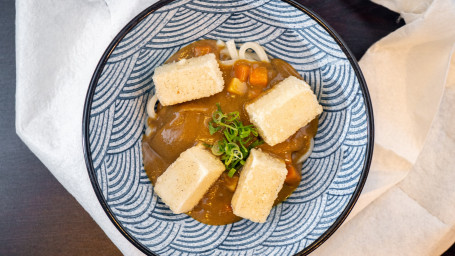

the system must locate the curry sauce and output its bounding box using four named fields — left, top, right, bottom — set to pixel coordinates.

left=142, top=40, right=318, bottom=225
